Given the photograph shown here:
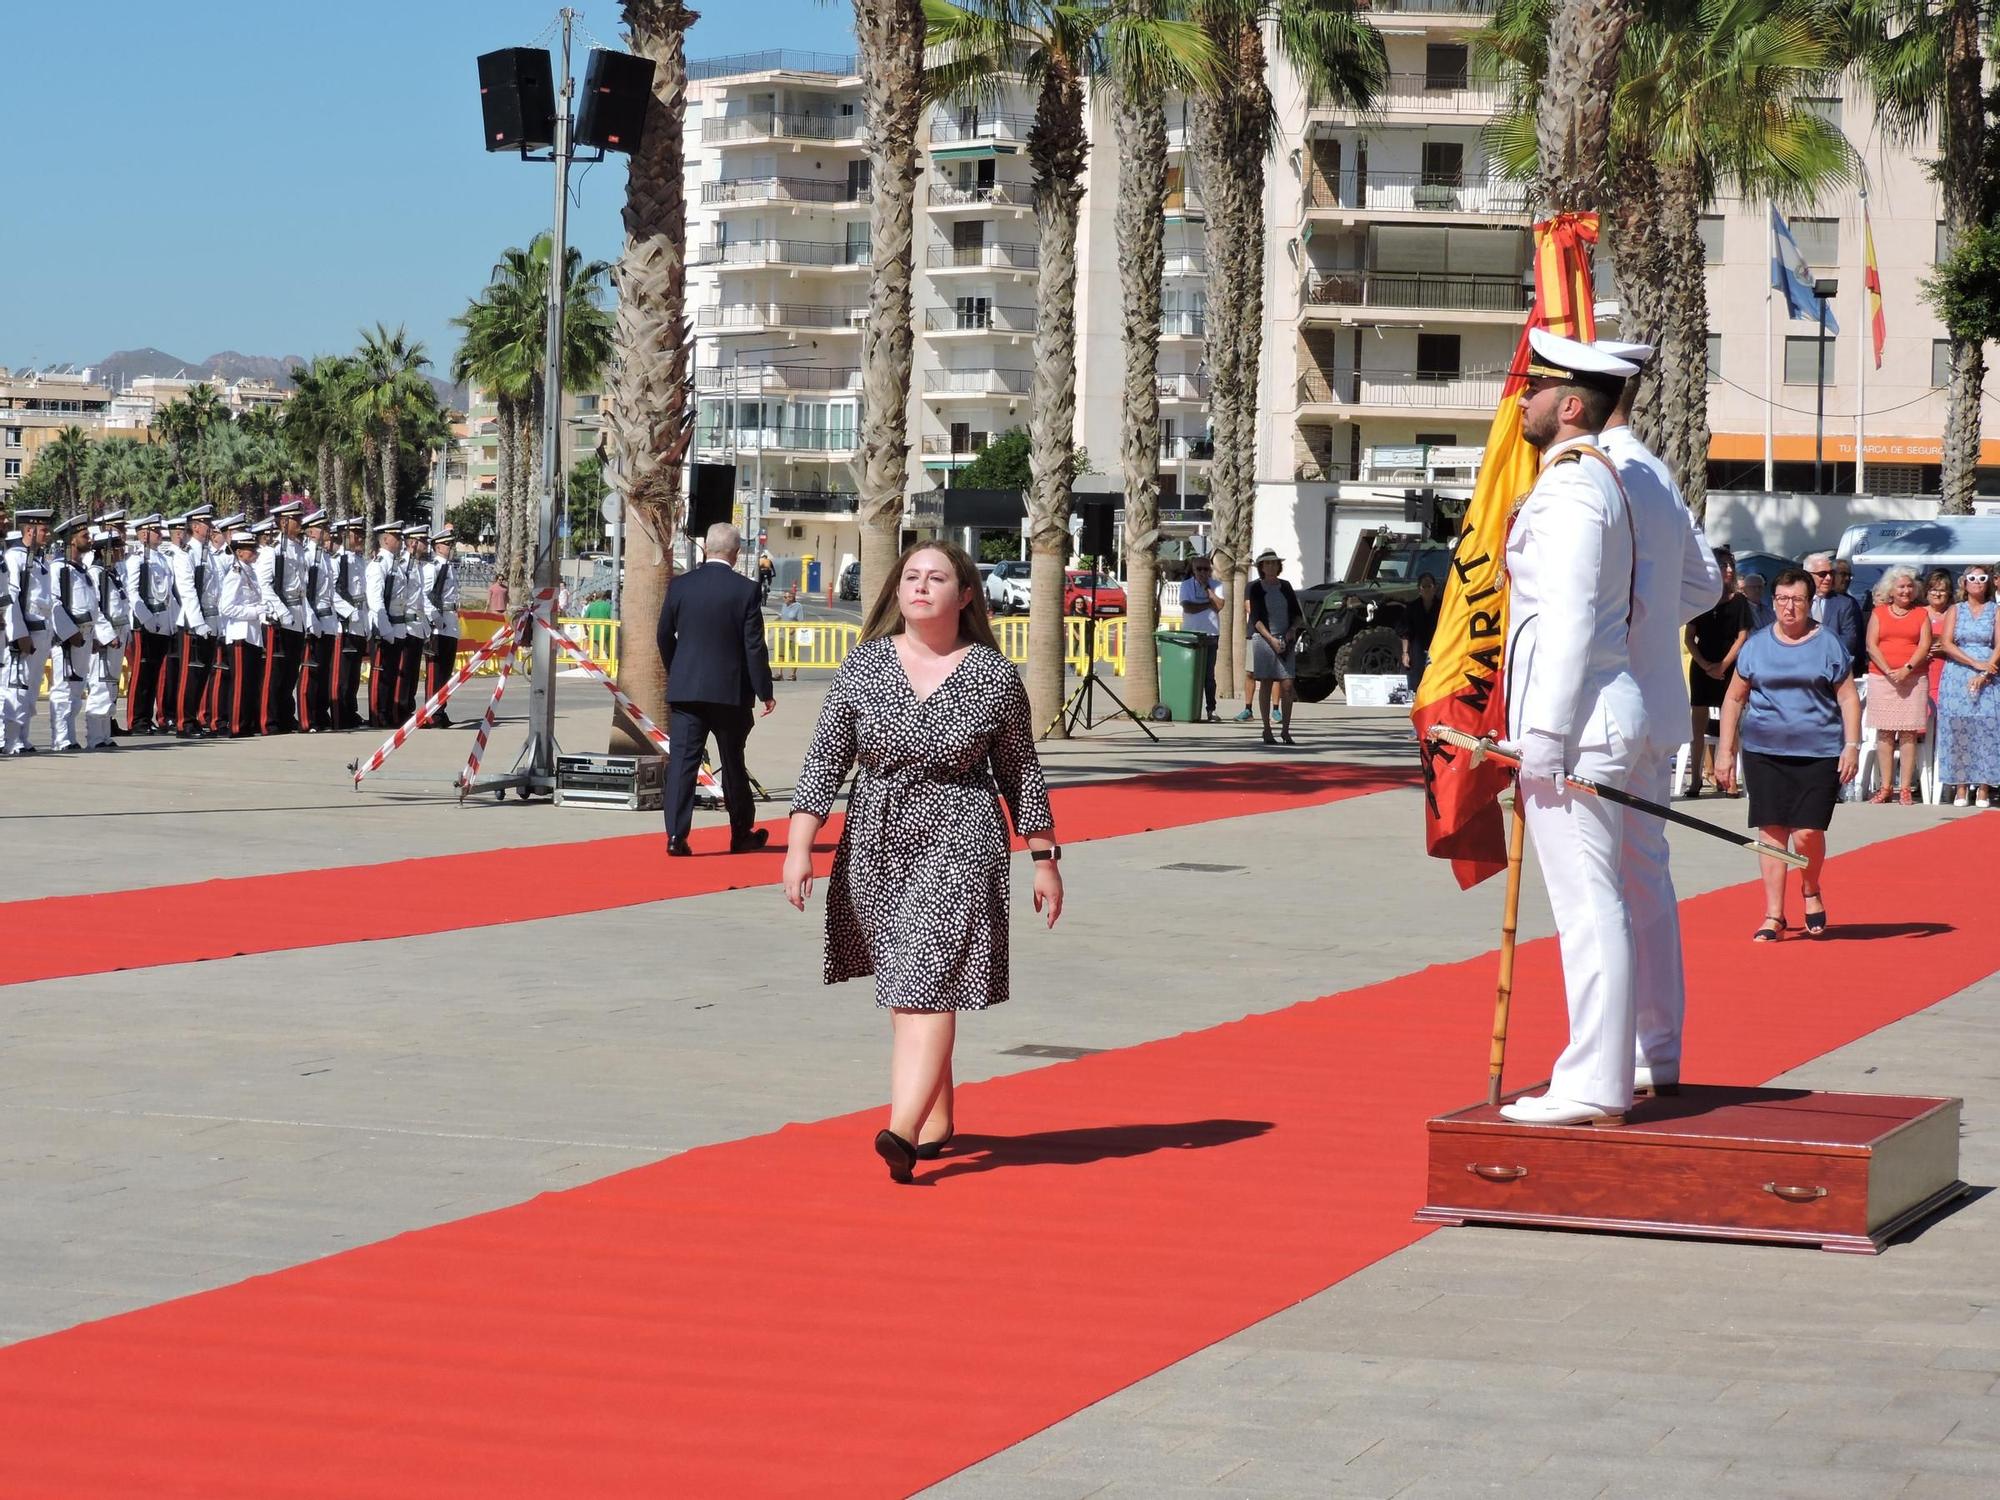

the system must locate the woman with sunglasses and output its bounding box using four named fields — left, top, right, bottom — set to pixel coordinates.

left=1935, top=562, right=2000, bottom=807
